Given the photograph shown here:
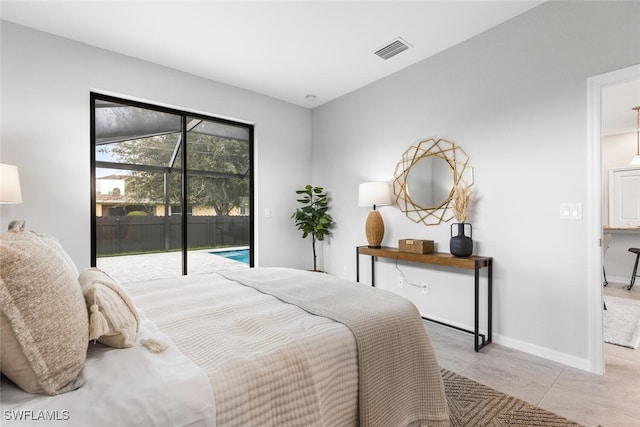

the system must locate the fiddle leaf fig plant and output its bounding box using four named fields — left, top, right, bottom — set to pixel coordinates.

left=291, top=185, right=334, bottom=271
